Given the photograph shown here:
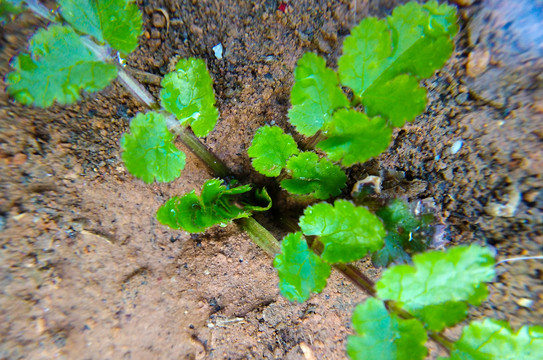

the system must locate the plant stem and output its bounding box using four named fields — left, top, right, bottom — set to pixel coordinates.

left=333, top=263, right=376, bottom=296
left=116, top=65, right=161, bottom=111
left=385, top=301, right=453, bottom=353
left=25, top=0, right=55, bottom=21
left=165, top=114, right=231, bottom=178
left=300, top=131, right=326, bottom=151
left=237, top=217, right=281, bottom=255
